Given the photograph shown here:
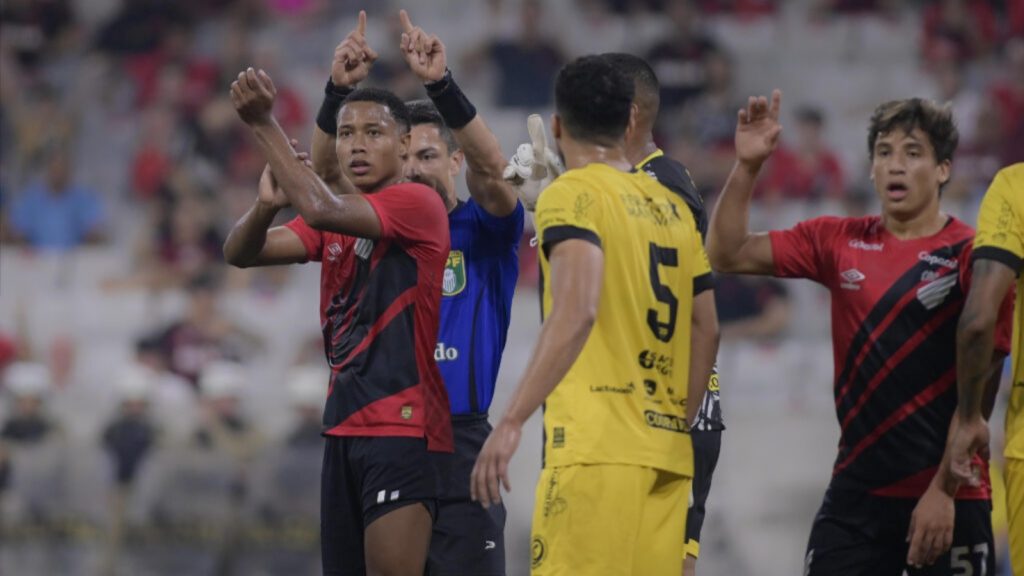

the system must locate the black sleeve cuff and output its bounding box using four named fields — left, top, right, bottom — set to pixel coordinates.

left=541, top=225, right=601, bottom=259
left=972, top=246, right=1023, bottom=276
left=693, top=273, right=714, bottom=296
